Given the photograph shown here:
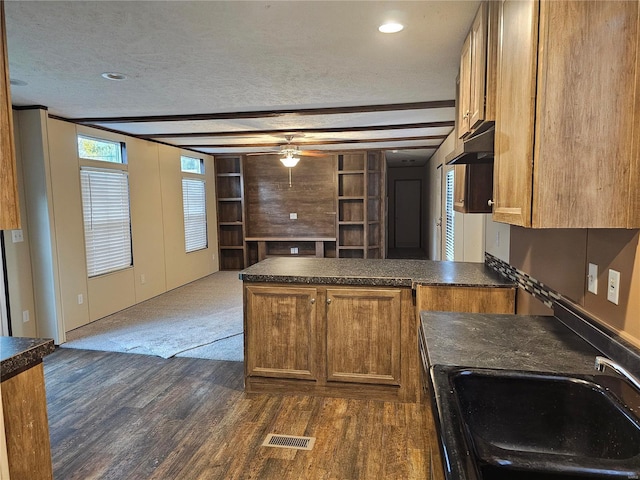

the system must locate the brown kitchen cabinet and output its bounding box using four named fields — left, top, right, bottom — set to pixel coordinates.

left=493, top=0, right=640, bottom=228
left=244, top=285, right=319, bottom=381
left=244, top=283, right=417, bottom=402
left=416, top=285, right=515, bottom=314
left=326, top=288, right=401, bottom=386
left=457, top=1, right=498, bottom=139
left=0, top=2, right=20, bottom=230
left=453, top=163, right=493, bottom=214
